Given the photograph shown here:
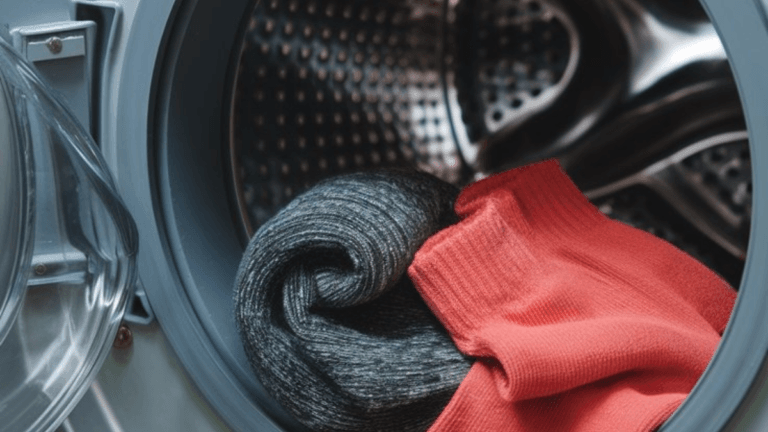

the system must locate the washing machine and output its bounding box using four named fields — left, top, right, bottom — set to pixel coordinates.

left=1, top=0, right=768, bottom=431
